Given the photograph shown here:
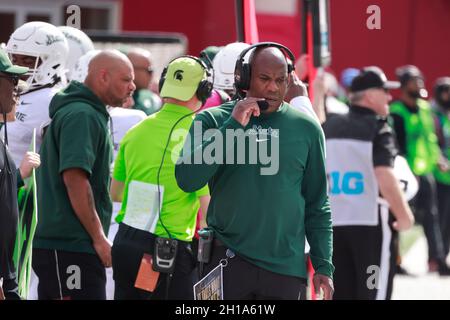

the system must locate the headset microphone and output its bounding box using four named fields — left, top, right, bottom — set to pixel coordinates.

left=257, top=100, right=269, bottom=110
